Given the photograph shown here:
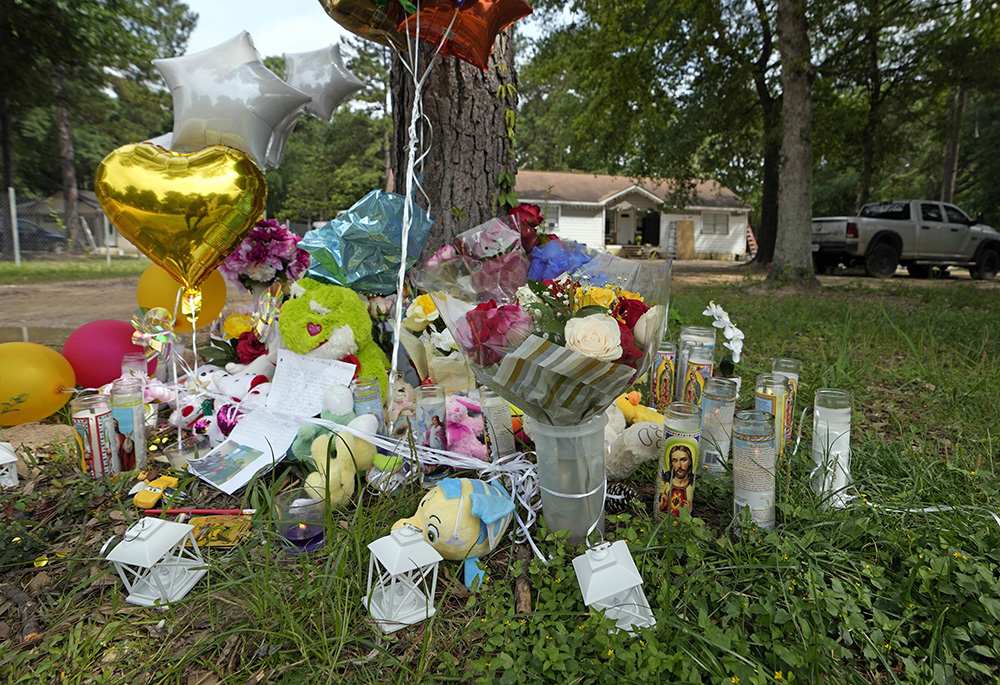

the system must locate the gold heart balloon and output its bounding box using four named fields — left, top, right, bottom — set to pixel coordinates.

left=94, top=143, right=267, bottom=295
